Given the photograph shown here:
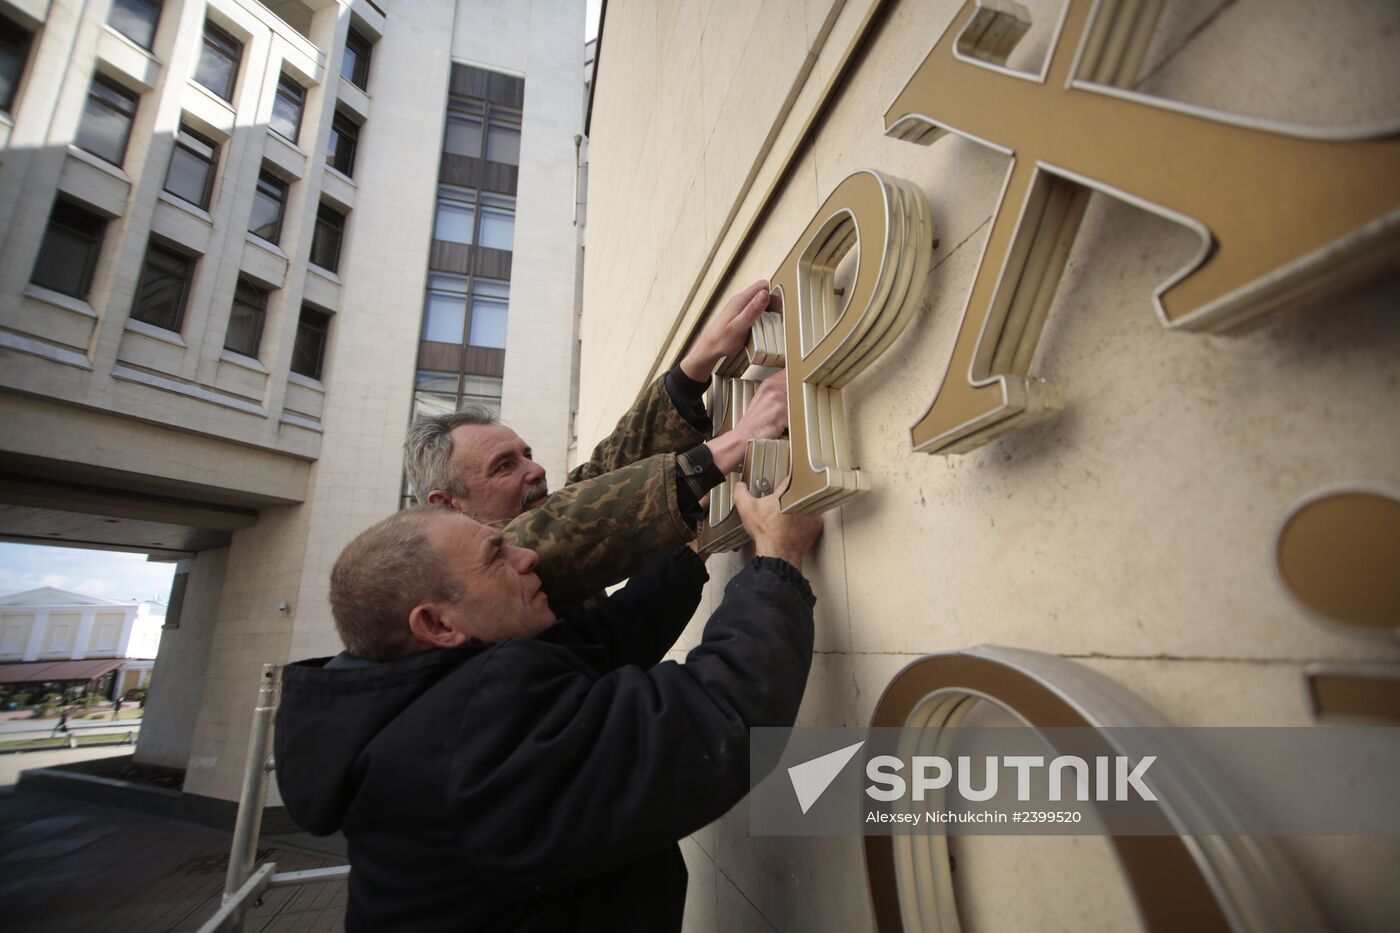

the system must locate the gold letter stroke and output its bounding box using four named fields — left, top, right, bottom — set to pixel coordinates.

left=770, top=169, right=933, bottom=514
left=887, top=0, right=1400, bottom=454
